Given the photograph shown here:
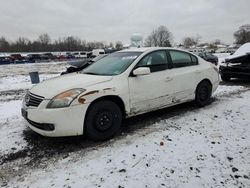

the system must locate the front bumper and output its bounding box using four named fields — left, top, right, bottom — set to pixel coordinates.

left=22, top=100, right=89, bottom=137
left=220, top=65, right=250, bottom=79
